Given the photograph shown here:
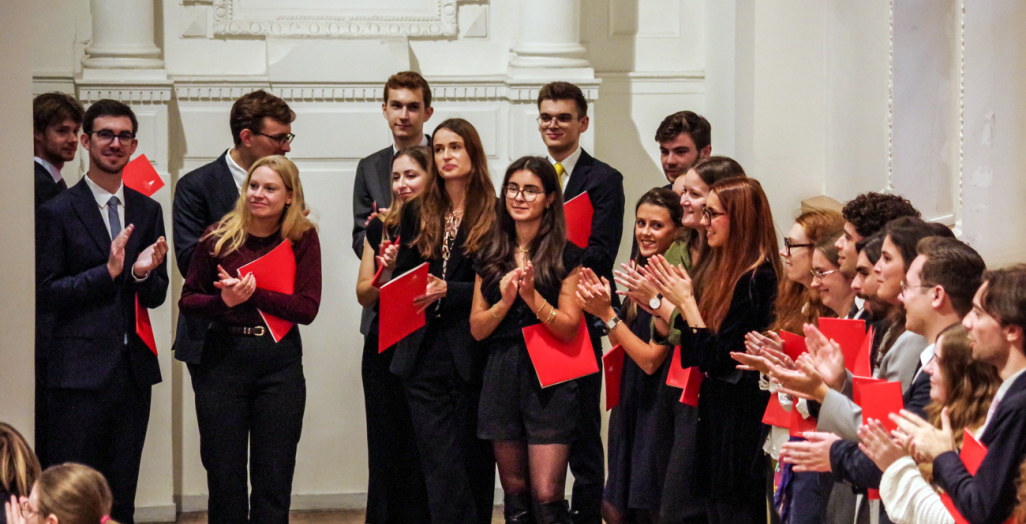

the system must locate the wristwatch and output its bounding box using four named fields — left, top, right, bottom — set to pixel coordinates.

left=603, top=315, right=622, bottom=335
left=648, top=295, right=661, bottom=310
